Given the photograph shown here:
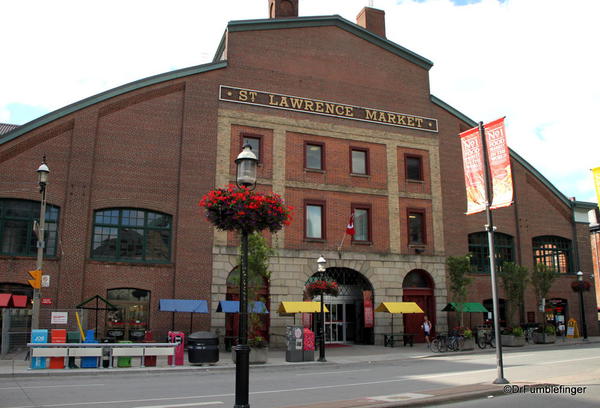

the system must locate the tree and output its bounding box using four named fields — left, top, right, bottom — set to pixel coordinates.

left=446, top=255, right=473, bottom=327
left=499, top=262, right=528, bottom=326
left=530, top=263, right=558, bottom=328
